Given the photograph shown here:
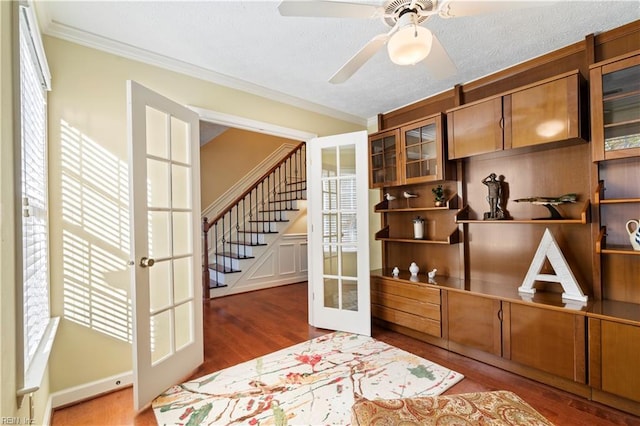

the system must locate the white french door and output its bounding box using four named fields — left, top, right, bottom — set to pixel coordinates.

left=308, top=131, right=370, bottom=336
left=127, top=81, right=203, bottom=410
